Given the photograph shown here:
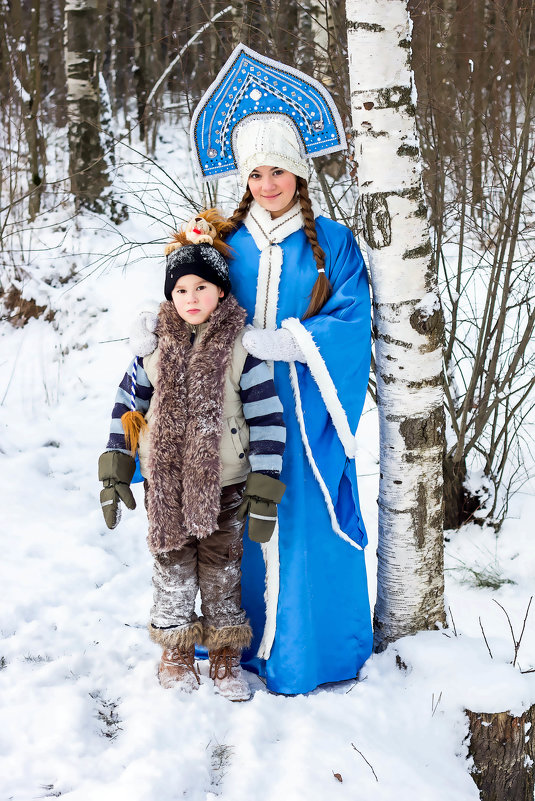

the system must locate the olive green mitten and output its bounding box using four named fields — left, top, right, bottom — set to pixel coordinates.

left=237, top=472, right=286, bottom=543
left=98, top=451, right=136, bottom=529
